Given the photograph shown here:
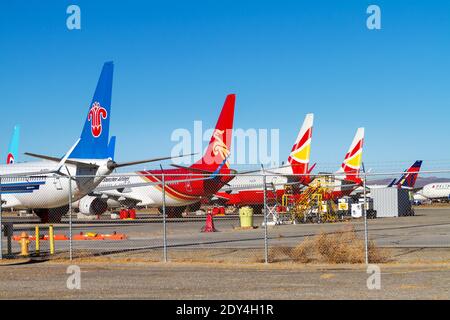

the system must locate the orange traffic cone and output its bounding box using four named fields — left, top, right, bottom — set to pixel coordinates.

left=202, top=213, right=217, bottom=232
